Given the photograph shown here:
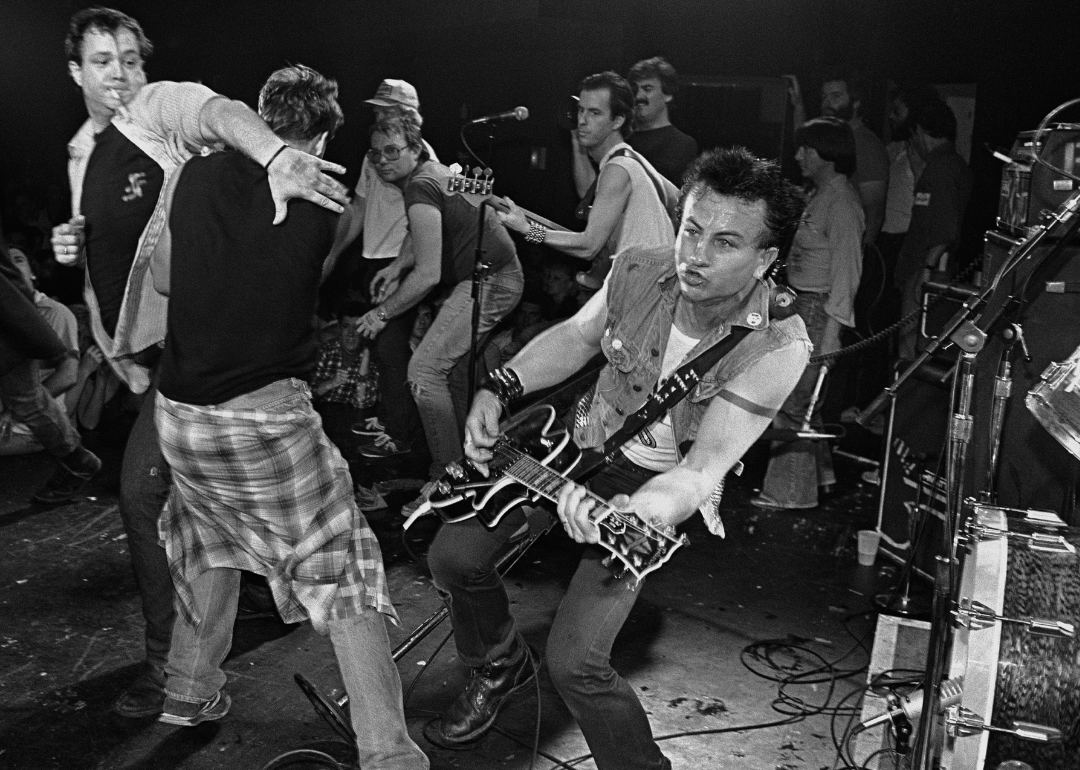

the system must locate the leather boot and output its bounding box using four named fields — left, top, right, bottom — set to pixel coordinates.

left=424, top=635, right=537, bottom=748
